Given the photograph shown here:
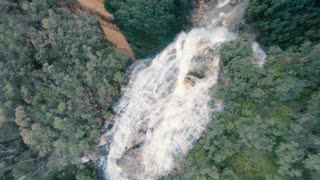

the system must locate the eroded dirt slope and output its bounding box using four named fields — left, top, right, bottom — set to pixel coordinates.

left=78, top=0, right=135, bottom=59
